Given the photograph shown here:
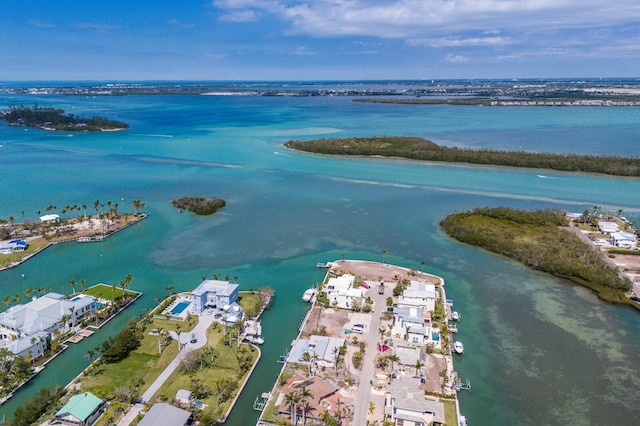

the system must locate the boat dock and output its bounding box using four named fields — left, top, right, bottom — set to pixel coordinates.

left=65, top=328, right=95, bottom=344
left=253, top=392, right=270, bottom=411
